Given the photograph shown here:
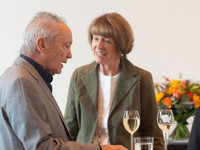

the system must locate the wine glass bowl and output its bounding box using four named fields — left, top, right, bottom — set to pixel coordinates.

left=123, top=110, right=140, bottom=150
left=157, top=109, right=174, bottom=150
left=158, top=123, right=173, bottom=133
left=123, top=111, right=140, bottom=134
